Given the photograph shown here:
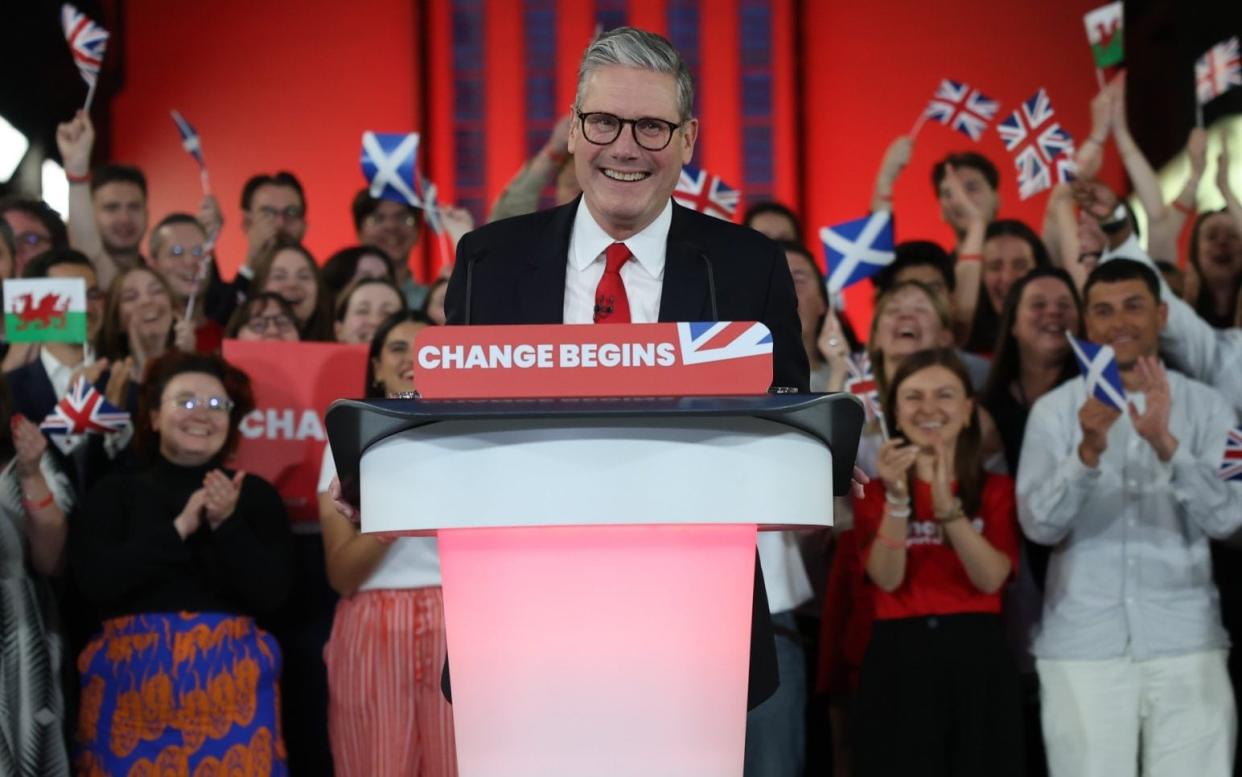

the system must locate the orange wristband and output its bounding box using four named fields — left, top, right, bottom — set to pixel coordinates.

left=1173, top=200, right=1195, bottom=216
left=958, top=253, right=982, bottom=262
